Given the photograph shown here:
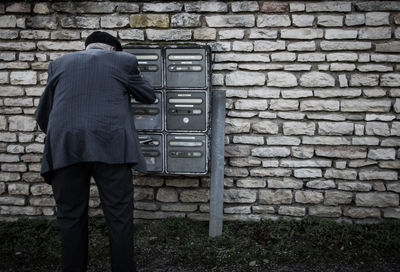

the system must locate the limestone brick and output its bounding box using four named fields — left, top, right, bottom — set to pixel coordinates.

left=224, top=189, right=256, bottom=203
left=248, top=29, right=277, bottom=39
left=292, top=15, right=314, bottom=27
left=260, top=189, right=292, bottom=204
left=146, top=29, right=191, bottom=41
left=232, top=1, right=259, bottom=12
left=278, top=206, right=306, bottom=217
left=356, top=193, right=399, bottom=207
left=281, top=28, right=323, bottom=40
left=295, top=191, right=323, bottom=204
left=252, top=121, right=279, bottom=134
left=171, top=13, right=201, bottom=28
left=309, top=206, right=342, bottom=217
left=299, top=72, right=335, bottom=87
left=307, top=179, right=336, bottom=190
left=283, top=122, right=315, bottom=135
left=206, top=15, right=255, bottom=27
left=306, top=2, right=351, bottom=12
left=184, top=2, right=228, bottom=13
left=268, top=177, right=303, bottom=189
left=317, top=16, right=343, bottom=27
left=257, top=15, right=291, bottom=27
